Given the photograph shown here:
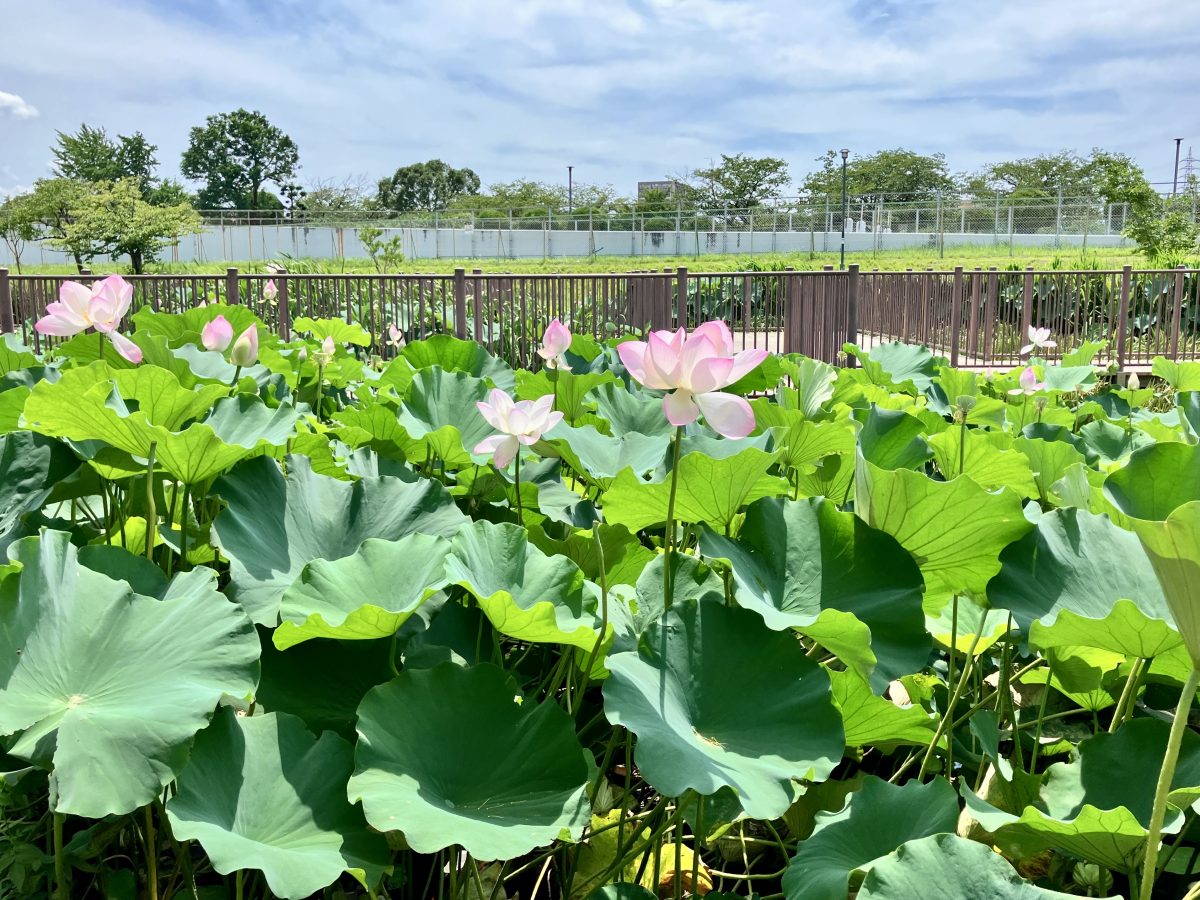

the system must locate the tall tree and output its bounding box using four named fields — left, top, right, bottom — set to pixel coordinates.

left=180, top=109, right=300, bottom=210
left=22, top=178, right=92, bottom=269
left=800, top=148, right=958, bottom=202
left=52, top=124, right=158, bottom=185
left=375, top=160, right=481, bottom=212
left=0, top=193, right=39, bottom=273
left=688, top=154, right=790, bottom=209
